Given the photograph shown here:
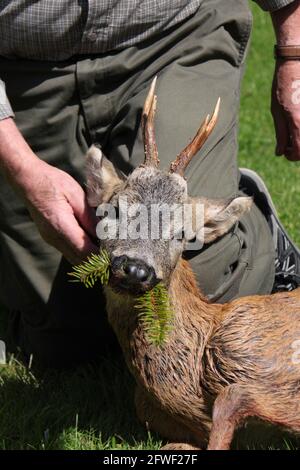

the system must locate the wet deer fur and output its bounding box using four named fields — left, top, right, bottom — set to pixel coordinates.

left=85, top=78, right=300, bottom=450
